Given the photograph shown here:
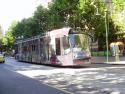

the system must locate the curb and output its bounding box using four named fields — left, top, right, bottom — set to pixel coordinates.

left=104, top=61, right=125, bottom=65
